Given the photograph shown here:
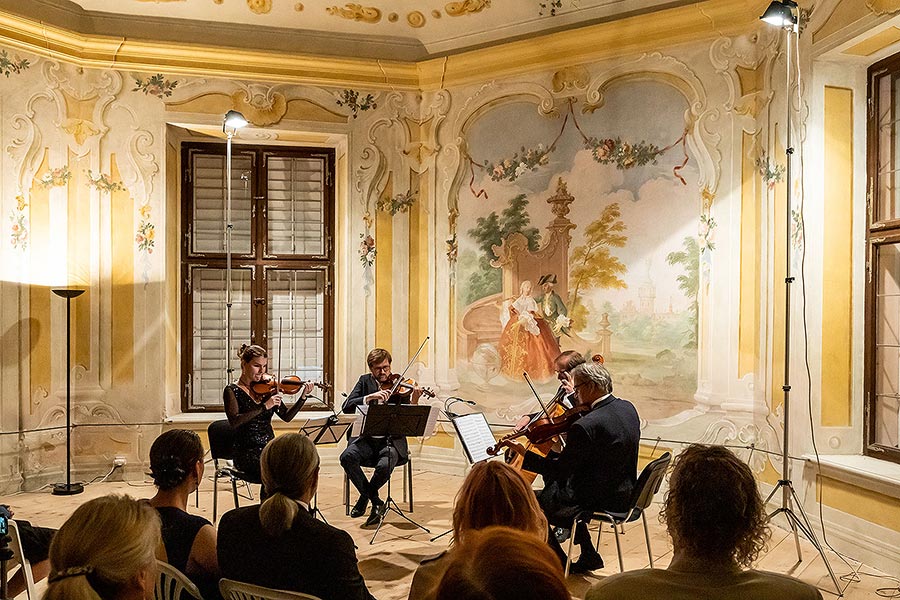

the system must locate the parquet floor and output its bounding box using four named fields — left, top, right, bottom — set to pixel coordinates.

left=7, top=469, right=898, bottom=599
